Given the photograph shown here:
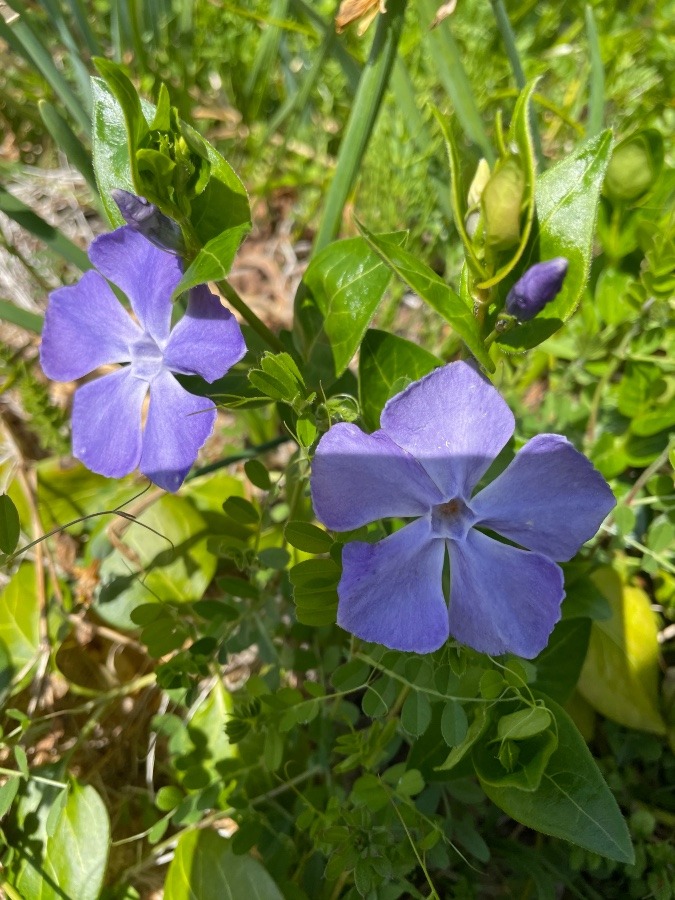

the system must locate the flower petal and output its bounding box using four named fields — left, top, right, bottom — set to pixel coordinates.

left=471, top=434, right=616, bottom=561
left=337, top=518, right=448, bottom=654
left=40, top=270, right=142, bottom=381
left=448, top=529, right=564, bottom=659
left=163, top=285, right=246, bottom=382
left=72, top=369, right=147, bottom=478
left=88, top=226, right=182, bottom=343
left=380, top=362, right=515, bottom=499
left=311, top=423, right=444, bottom=531
left=140, top=370, right=216, bottom=492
